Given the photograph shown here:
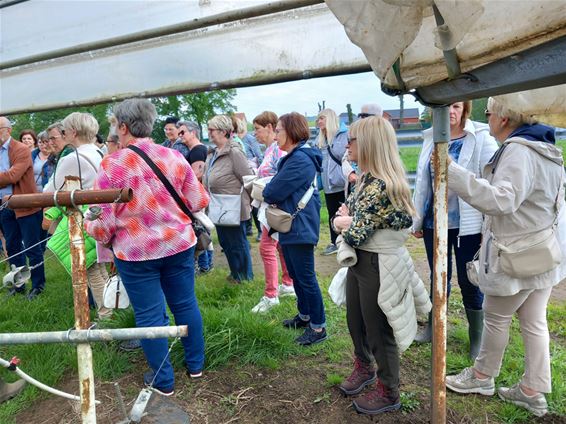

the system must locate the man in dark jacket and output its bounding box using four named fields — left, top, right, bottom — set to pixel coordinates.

left=0, top=116, right=46, bottom=300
